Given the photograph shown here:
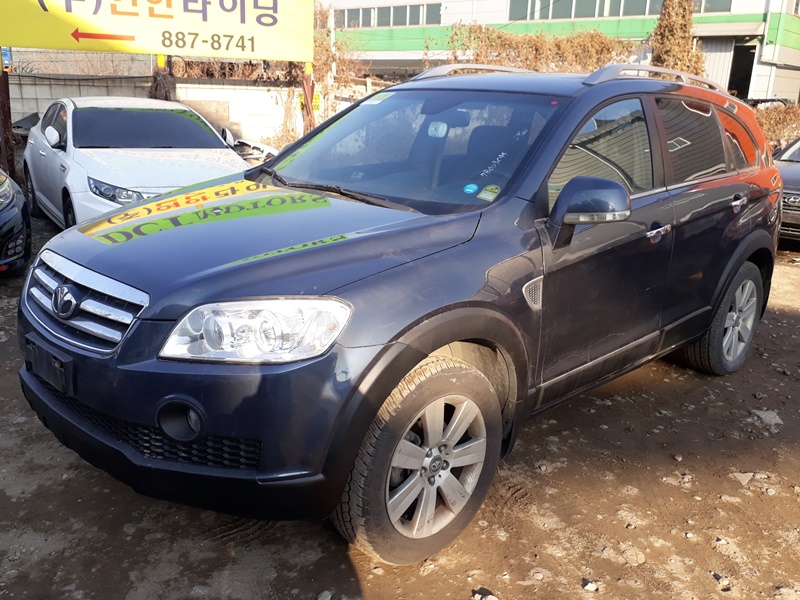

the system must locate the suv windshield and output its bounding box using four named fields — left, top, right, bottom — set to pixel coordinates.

left=271, top=89, right=561, bottom=213
left=72, top=108, right=227, bottom=150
